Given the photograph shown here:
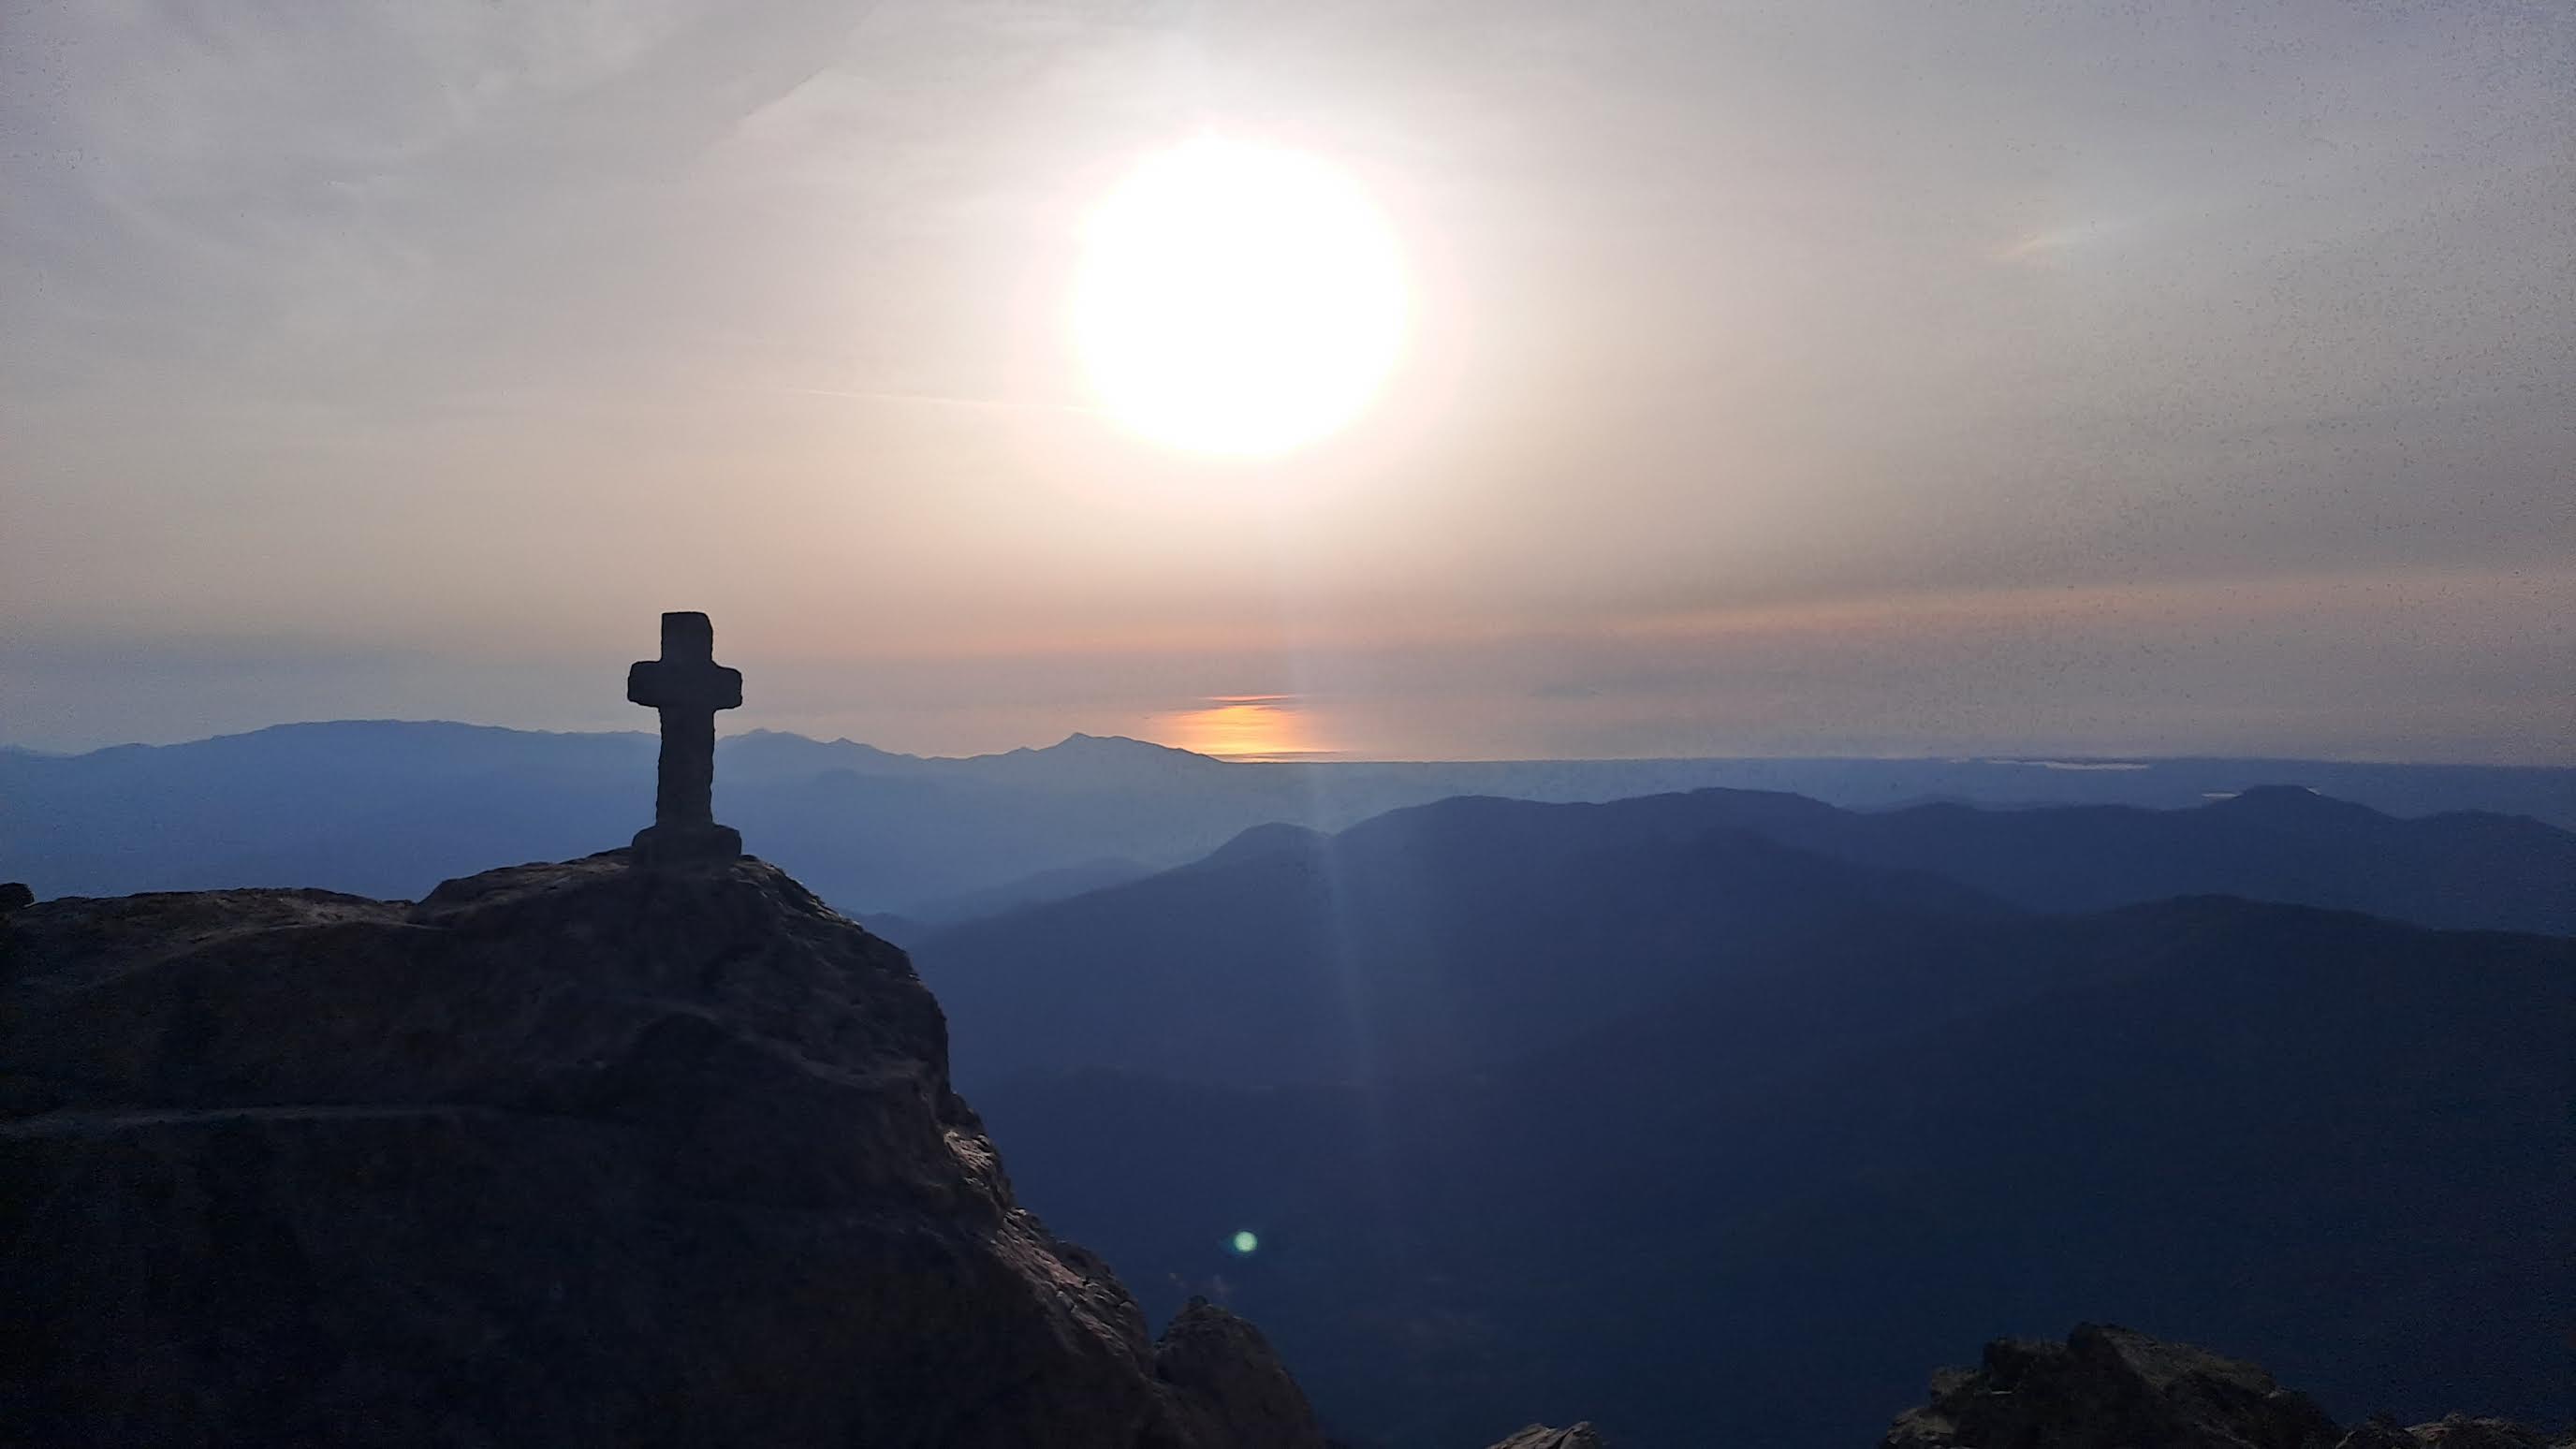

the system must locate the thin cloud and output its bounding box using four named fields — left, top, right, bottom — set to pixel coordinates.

left=1993, top=217, right=2128, bottom=263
